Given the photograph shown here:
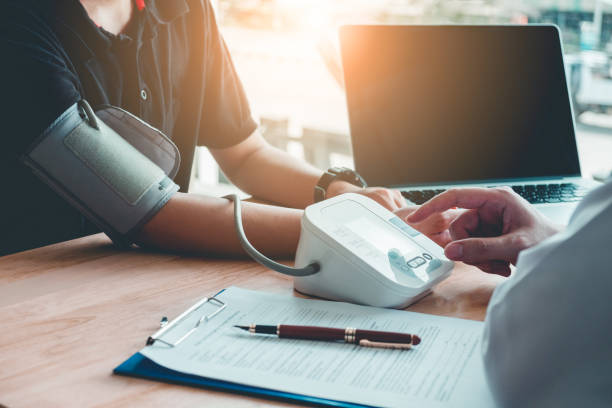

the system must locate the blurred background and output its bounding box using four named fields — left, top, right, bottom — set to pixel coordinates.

left=191, top=0, right=612, bottom=195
